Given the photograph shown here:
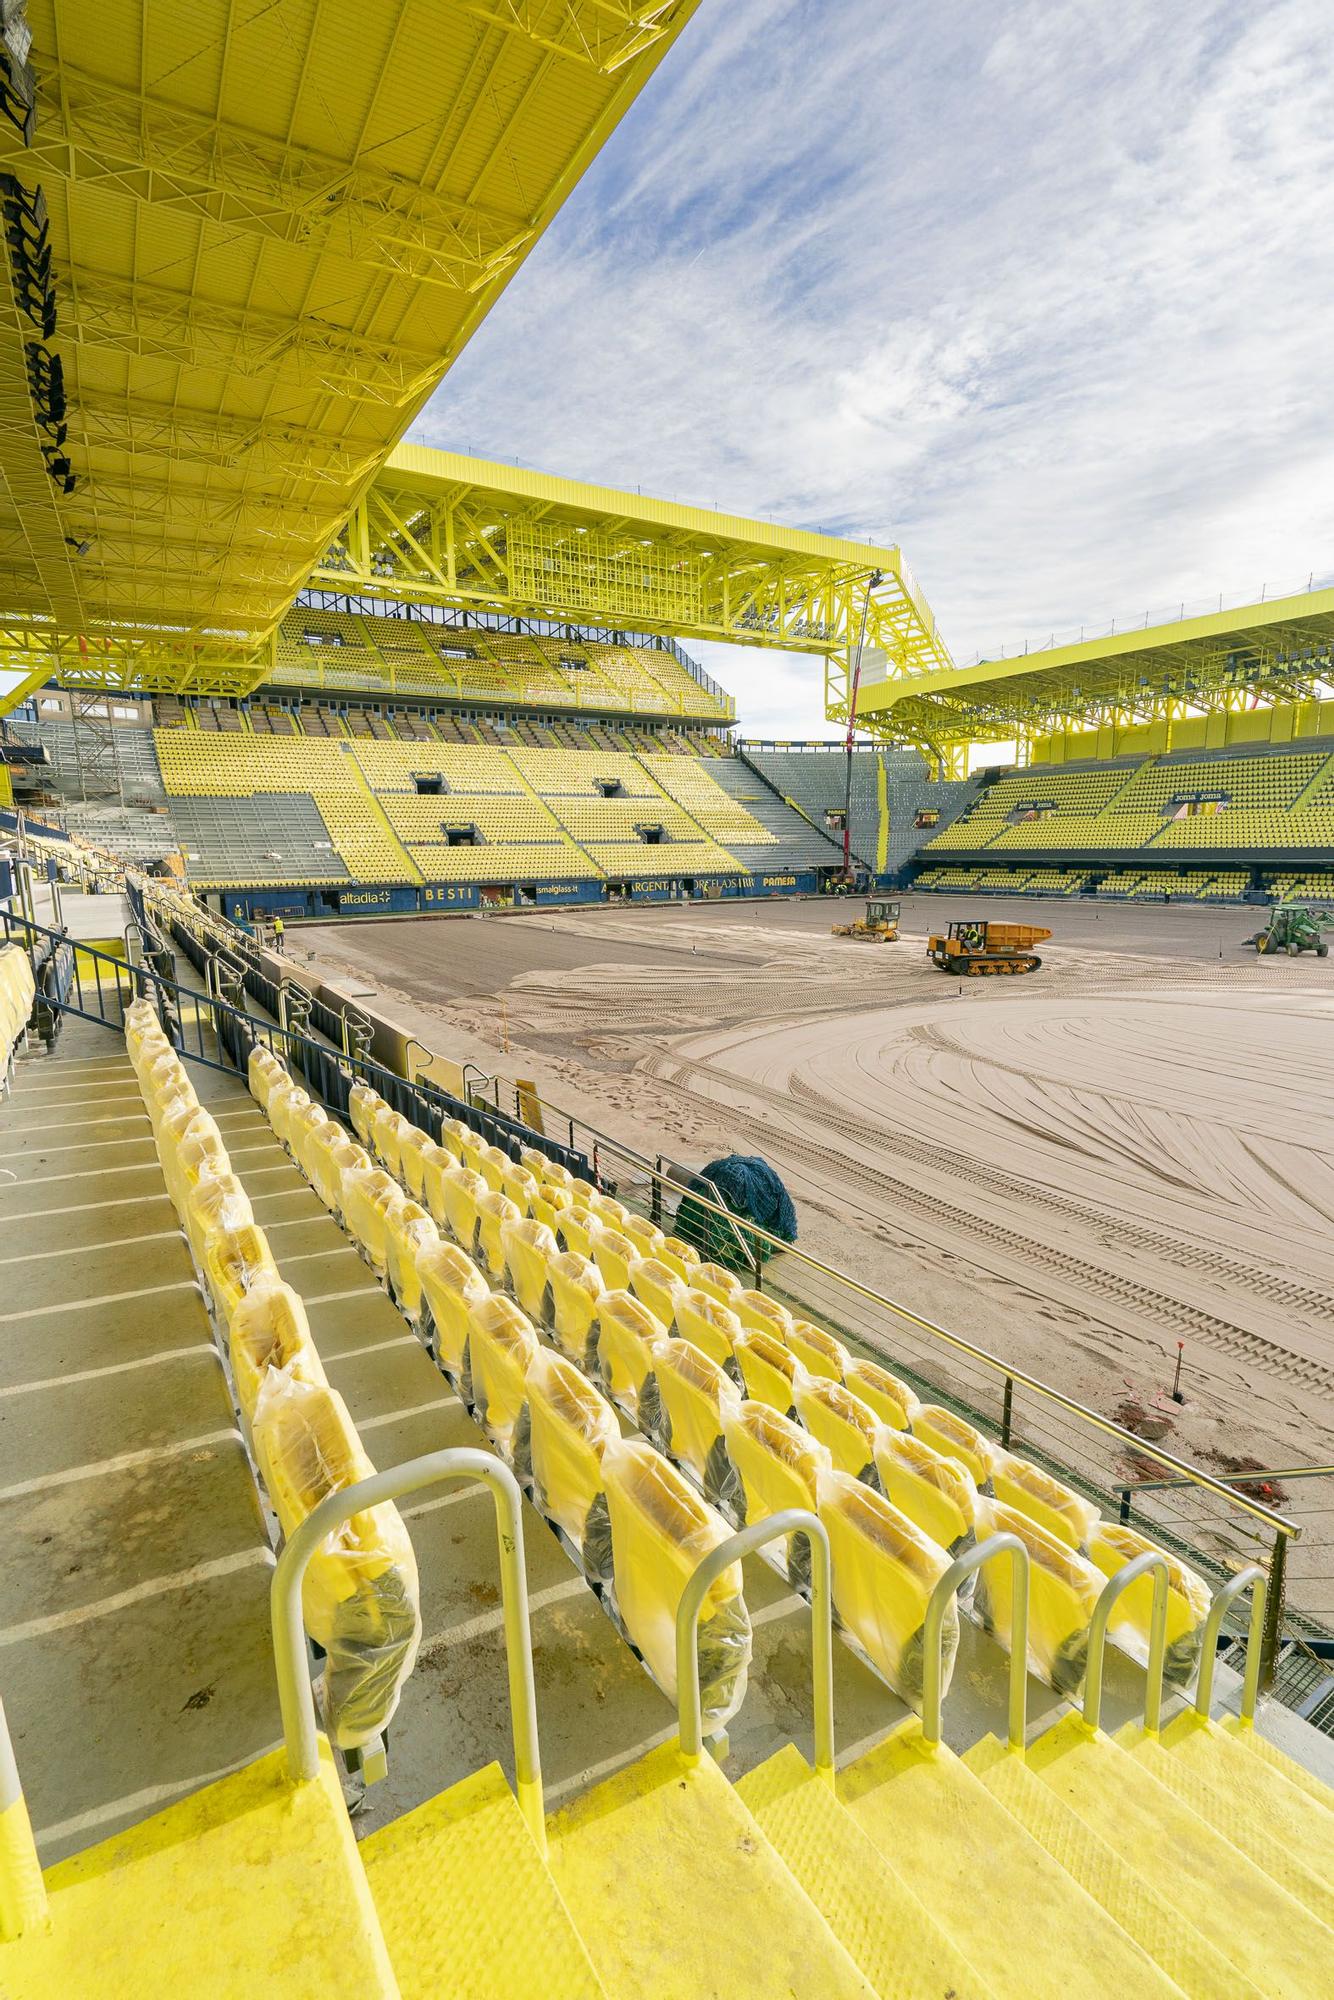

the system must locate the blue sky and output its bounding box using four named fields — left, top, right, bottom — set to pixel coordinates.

left=412, top=0, right=1334, bottom=738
